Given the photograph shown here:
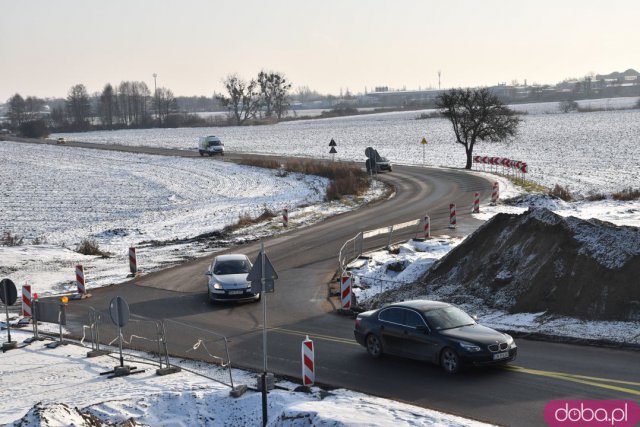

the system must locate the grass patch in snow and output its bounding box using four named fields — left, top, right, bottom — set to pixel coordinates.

left=493, top=173, right=548, bottom=193
left=224, top=205, right=277, bottom=233
left=76, top=238, right=111, bottom=257
left=612, top=187, right=640, bottom=201
left=237, top=157, right=369, bottom=200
